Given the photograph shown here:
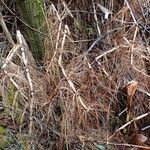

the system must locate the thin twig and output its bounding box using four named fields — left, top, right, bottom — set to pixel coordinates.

left=131, top=26, right=138, bottom=65
left=92, top=0, right=101, bottom=37
left=3, top=70, right=20, bottom=91
left=2, top=68, right=27, bottom=99
left=137, top=88, right=150, bottom=97
left=105, top=142, right=150, bottom=149
left=0, top=12, right=15, bottom=46
left=1, top=44, right=21, bottom=69
left=124, top=0, right=137, bottom=24
left=62, top=1, right=74, bottom=18
left=133, top=67, right=150, bottom=78
left=85, top=37, right=101, bottom=54
left=96, top=46, right=120, bottom=60
left=141, top=125, right=150, bottom=131
left=108, top=112, right=150, bottom=140
left=58, top=25, right=87, bottom=110
left=55, top=21, right=62, bottom=51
